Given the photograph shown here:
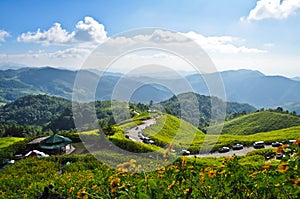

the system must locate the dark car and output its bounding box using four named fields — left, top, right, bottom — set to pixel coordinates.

left=219, top=146, right=230, bottom=153
left=232, top=144, right=243, bottom=150
left=253, top=141, right=265, bottom=149
left=272, top=142, right=282, bottom=147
